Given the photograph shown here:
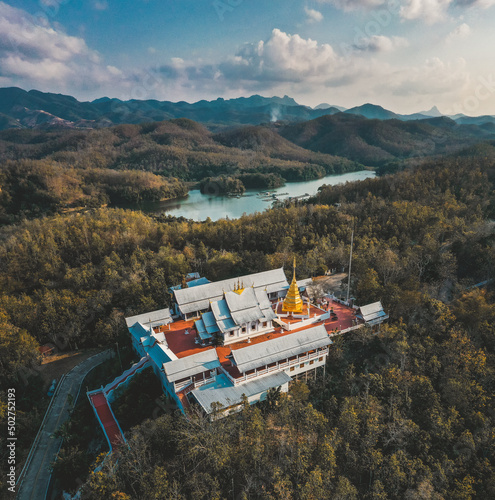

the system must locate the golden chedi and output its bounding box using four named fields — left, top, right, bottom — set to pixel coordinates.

left=282, top=258, right=304, bottom=314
